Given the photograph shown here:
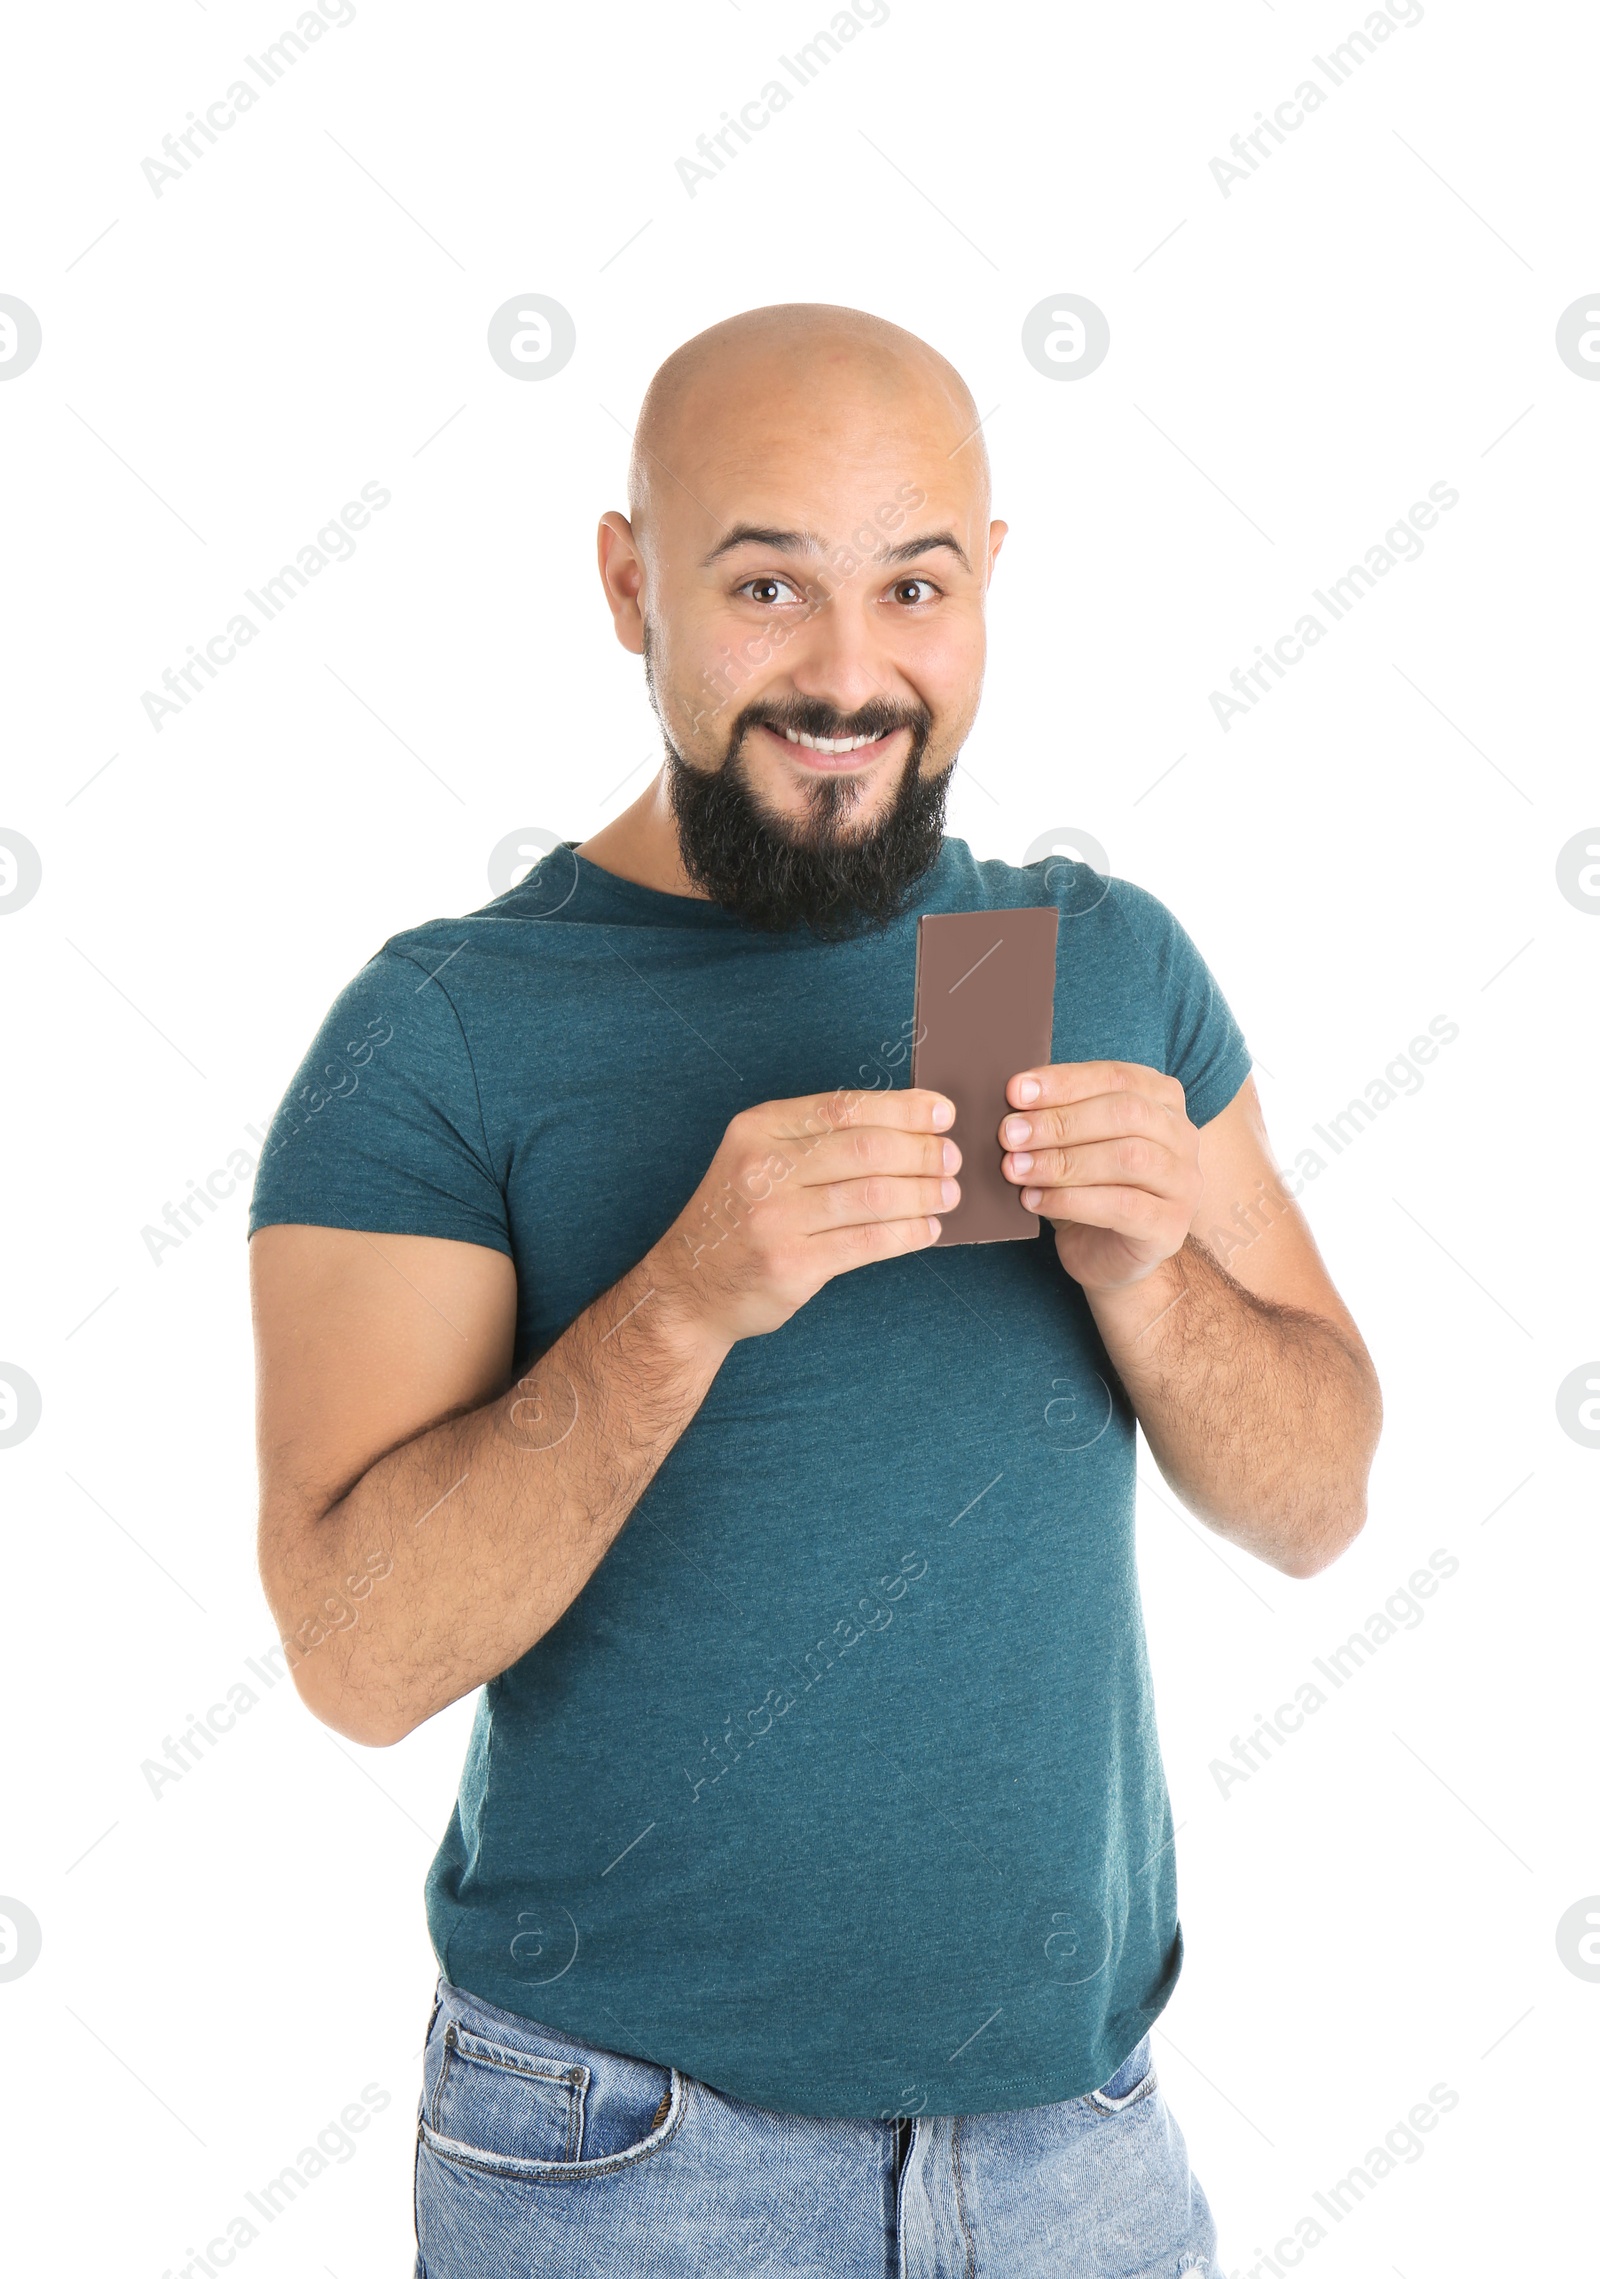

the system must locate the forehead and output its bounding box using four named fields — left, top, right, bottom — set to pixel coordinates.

left=644, top=357, right=988, bottom=553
